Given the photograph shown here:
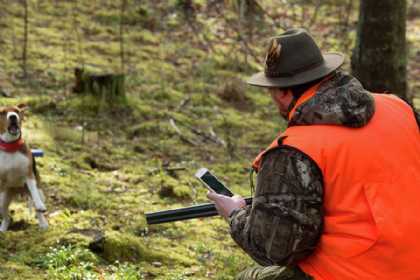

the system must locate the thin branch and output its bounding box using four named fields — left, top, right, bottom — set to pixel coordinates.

left=307, top=0, right=323, bottom=28
left=176, top=96, right=191, bottom=111
left=169, top=118, right=198, bottom=146
left=253, top=1, right=288, bottom=31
